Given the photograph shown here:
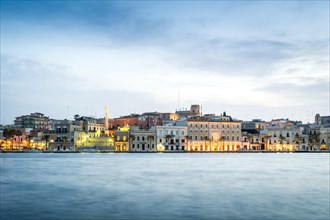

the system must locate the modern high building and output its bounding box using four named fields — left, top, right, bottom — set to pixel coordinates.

left=14, top=113, right=51, bottom=131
